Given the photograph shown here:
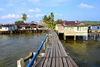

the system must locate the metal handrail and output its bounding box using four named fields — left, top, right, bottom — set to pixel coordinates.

left=27, top=34, right=48, bottom=67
